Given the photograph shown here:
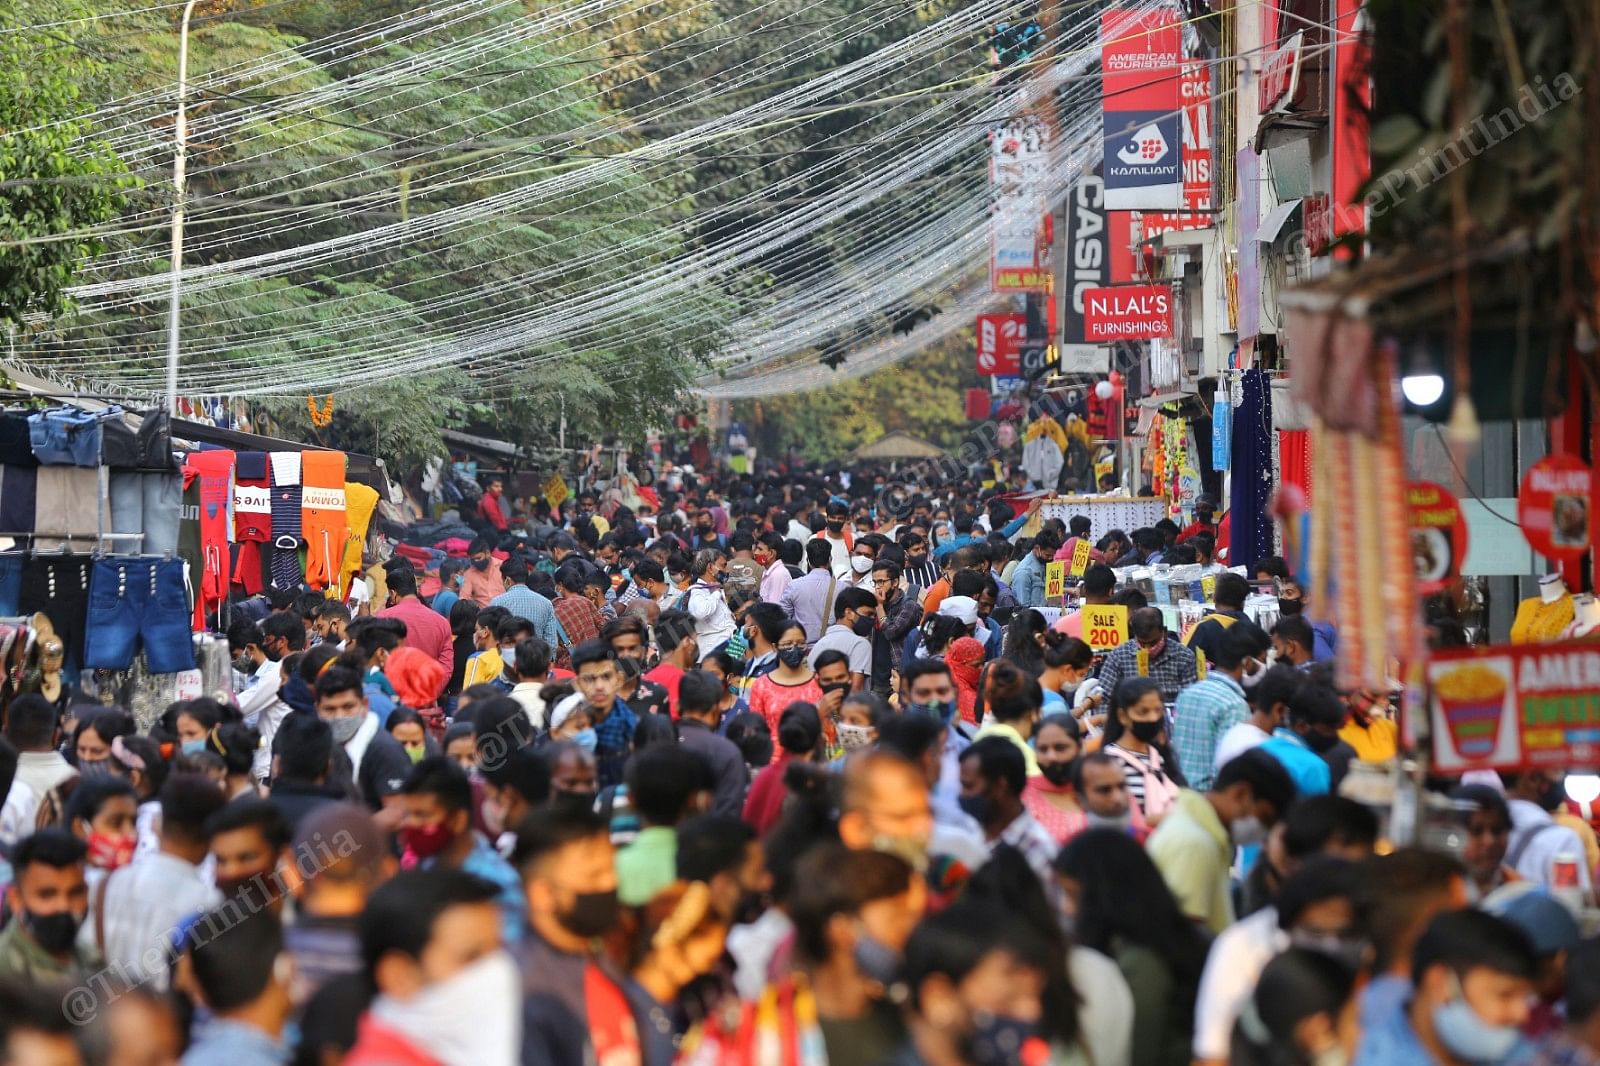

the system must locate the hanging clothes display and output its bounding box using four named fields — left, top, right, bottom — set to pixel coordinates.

left=184, top=450, right=235, bottom=631
left=18, top=556, right=92, bottom=678
left=1021, top=415, right=1066, bottom=490
left=300, top=451, right=348, bottom=591
left=1228, top=369, right=1275, bottom=573
left=269, top=452, right=303, bottom=590
left=232, top=452, right=272, bottom=595
left=83, top=557, right=195, bottom=674
left=340, top=480, right=380, bottom=599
